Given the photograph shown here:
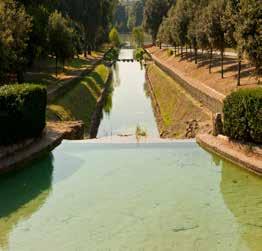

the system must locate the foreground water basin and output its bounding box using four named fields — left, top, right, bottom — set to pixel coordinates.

left=0, top=141, right=261, bottom=251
